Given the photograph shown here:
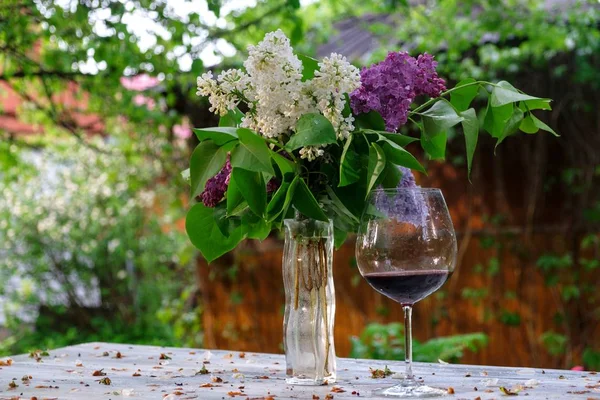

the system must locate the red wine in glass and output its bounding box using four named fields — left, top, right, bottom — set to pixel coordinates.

left=363, top=270, right=450, bottom=306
